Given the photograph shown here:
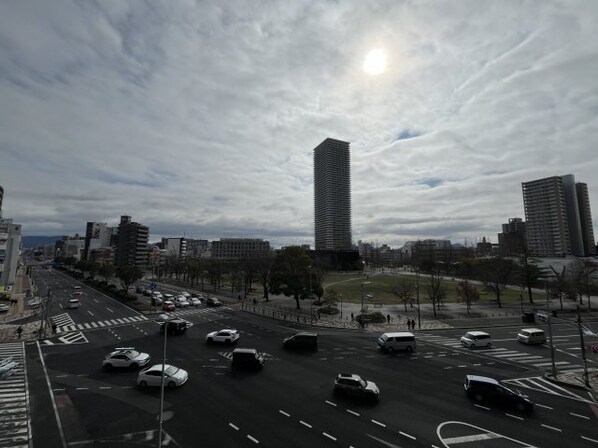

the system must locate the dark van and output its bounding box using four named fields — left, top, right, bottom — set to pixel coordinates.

left=231, top=348, right=265, bottom=370
left=464, top=375, right=533, bottom=413
left=160, top=319, right=187, bottom=336
left=283, top=332, right=318, bottom=351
